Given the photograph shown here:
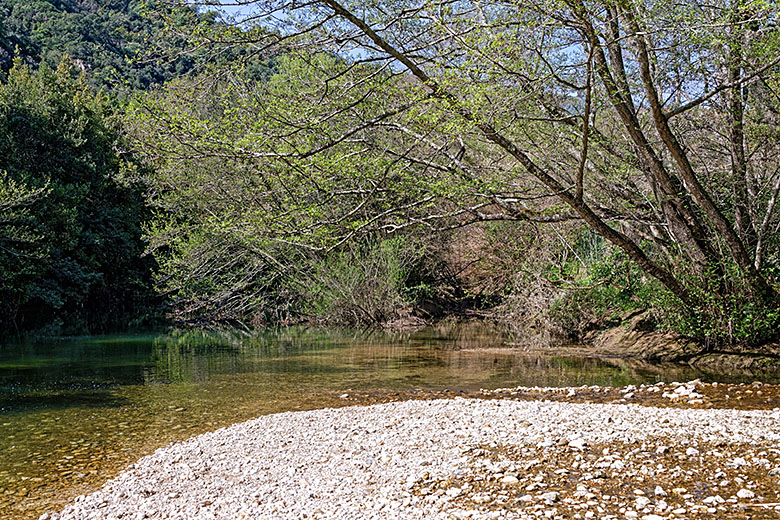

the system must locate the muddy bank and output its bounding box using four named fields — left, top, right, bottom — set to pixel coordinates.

left=573, top=313, right=780, bottom=372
